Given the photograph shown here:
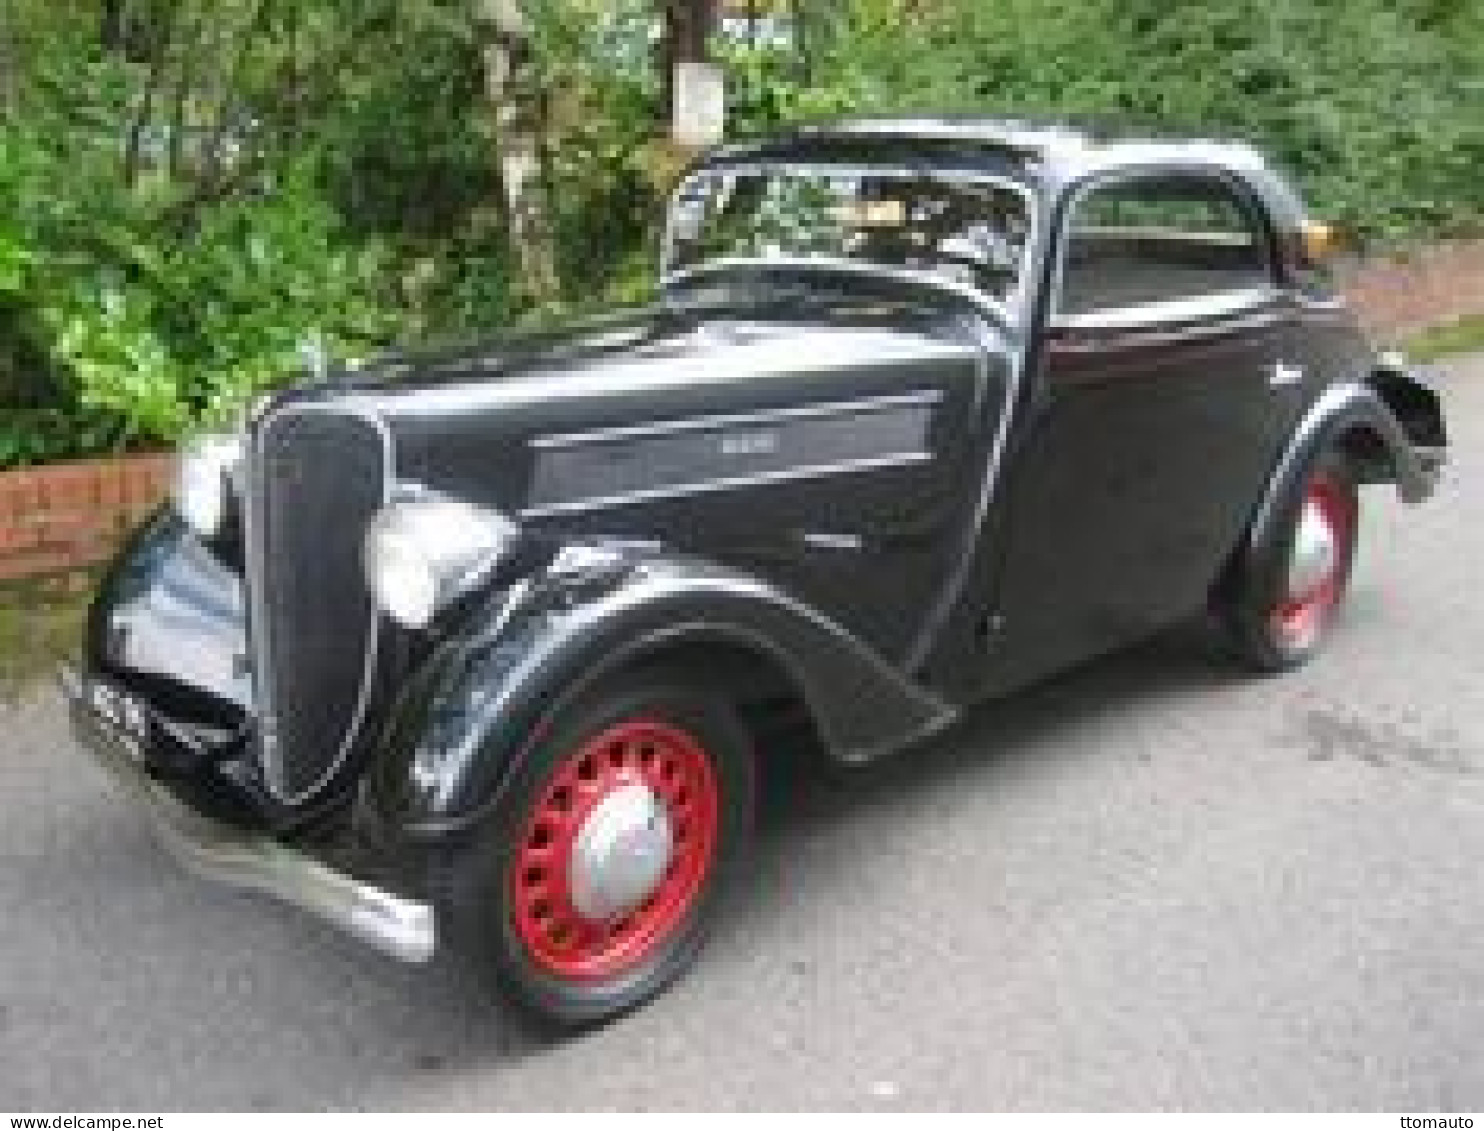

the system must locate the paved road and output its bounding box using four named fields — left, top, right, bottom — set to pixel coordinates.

left=3, top=358, right=1482, bottom=1112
